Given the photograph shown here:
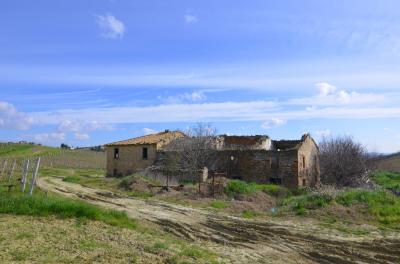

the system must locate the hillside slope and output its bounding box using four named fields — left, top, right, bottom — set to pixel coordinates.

left=370, top=152, right=400, bottom=173
left=0, top=143, right=61, bottom=158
